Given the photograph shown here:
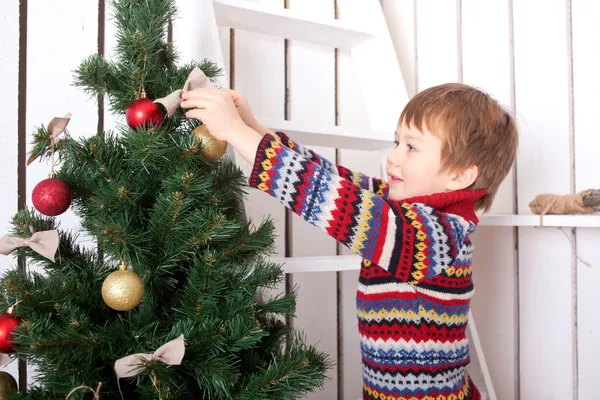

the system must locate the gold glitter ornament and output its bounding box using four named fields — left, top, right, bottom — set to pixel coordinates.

left=101, top=261, right=144, bottom=311
left=0, top=371, right=17, bottom=399
left=193, top=124, right=228, bottom=162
